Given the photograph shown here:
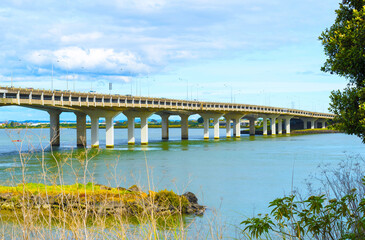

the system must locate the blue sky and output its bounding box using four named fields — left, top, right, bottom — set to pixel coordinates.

left=0, top=0, right=347, bottom=121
